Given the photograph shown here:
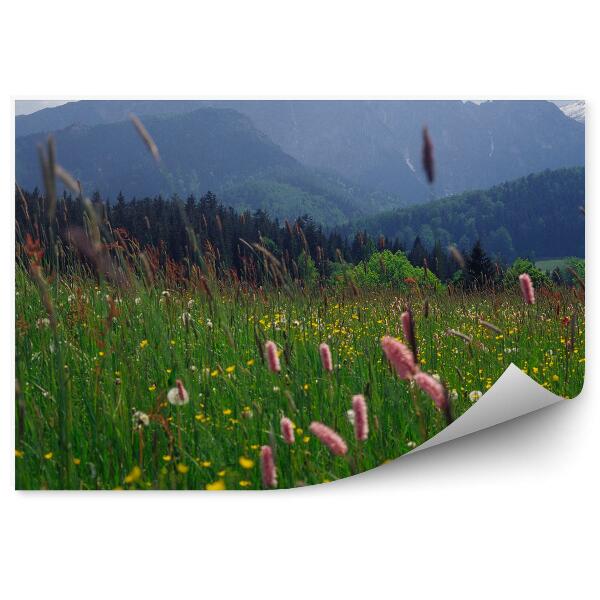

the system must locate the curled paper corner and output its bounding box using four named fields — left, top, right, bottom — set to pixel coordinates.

left=408, top=363, right=566, bottom=455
